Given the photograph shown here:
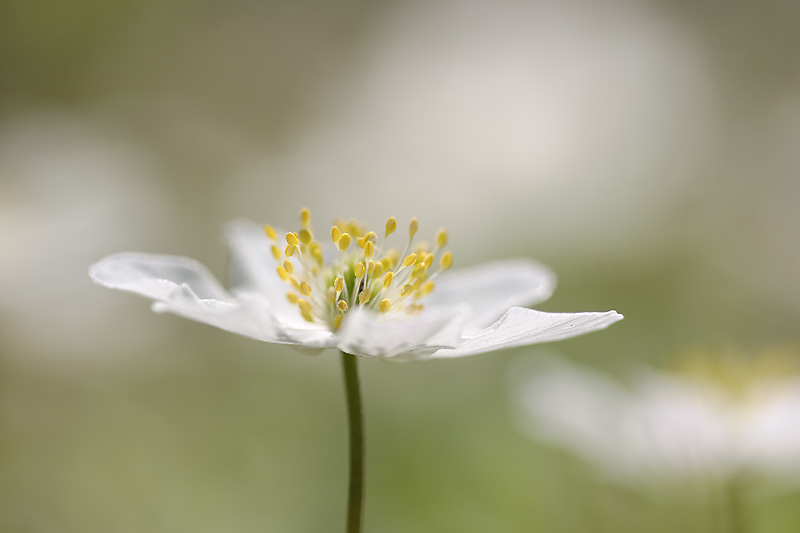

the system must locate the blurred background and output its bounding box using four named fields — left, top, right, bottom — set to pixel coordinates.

left=2, top=0, right=800, bottom=531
